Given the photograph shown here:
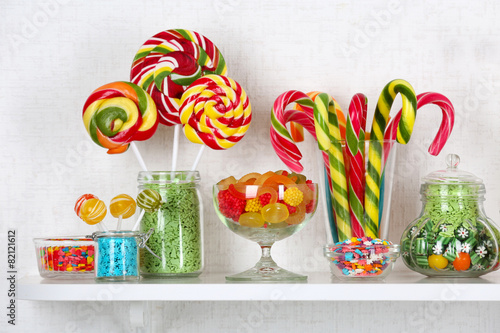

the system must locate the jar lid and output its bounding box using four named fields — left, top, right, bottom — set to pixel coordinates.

left=421, top=154, right=485, bottom=197
left=422, top=154, right=483, bottom=184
